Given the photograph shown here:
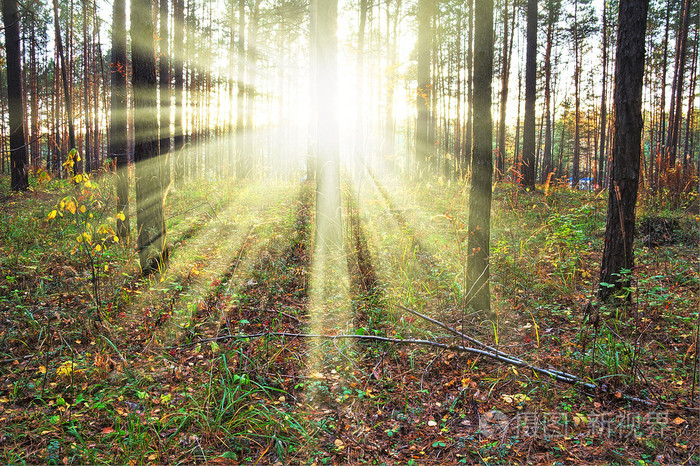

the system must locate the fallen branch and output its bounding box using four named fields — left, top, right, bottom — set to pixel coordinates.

left=172, top=331, right=601, bottom=391
left=396, top=304, right=582, bottom=386
left=171, top=306, right=700, bottom=412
